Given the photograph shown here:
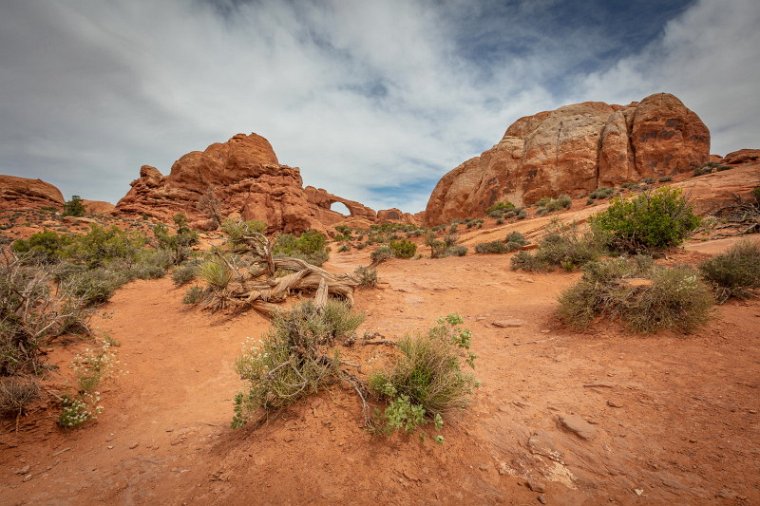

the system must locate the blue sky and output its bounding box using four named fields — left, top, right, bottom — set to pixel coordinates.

left=0, top=0, right=758, bottom=212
